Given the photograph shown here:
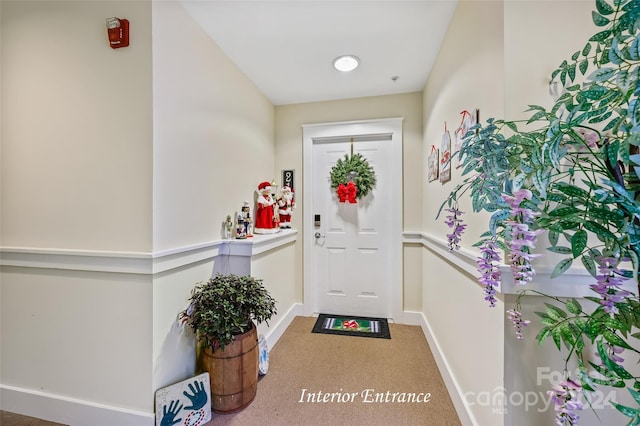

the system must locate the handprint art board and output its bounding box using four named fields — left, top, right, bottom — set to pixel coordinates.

left=155, top=372, right=212, bottom=426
